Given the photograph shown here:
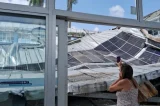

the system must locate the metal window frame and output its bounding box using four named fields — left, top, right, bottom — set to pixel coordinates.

left=55, top=9, right=160, bottom=30
left=136, top=0, right=143, bottom=21
left=45, top=0, right=56, bottom=106
left=0, top=2, right=48, bottom=15
left=0, top=0, right=159, bottom=106
left=57, top=19, right=68, bottom=106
